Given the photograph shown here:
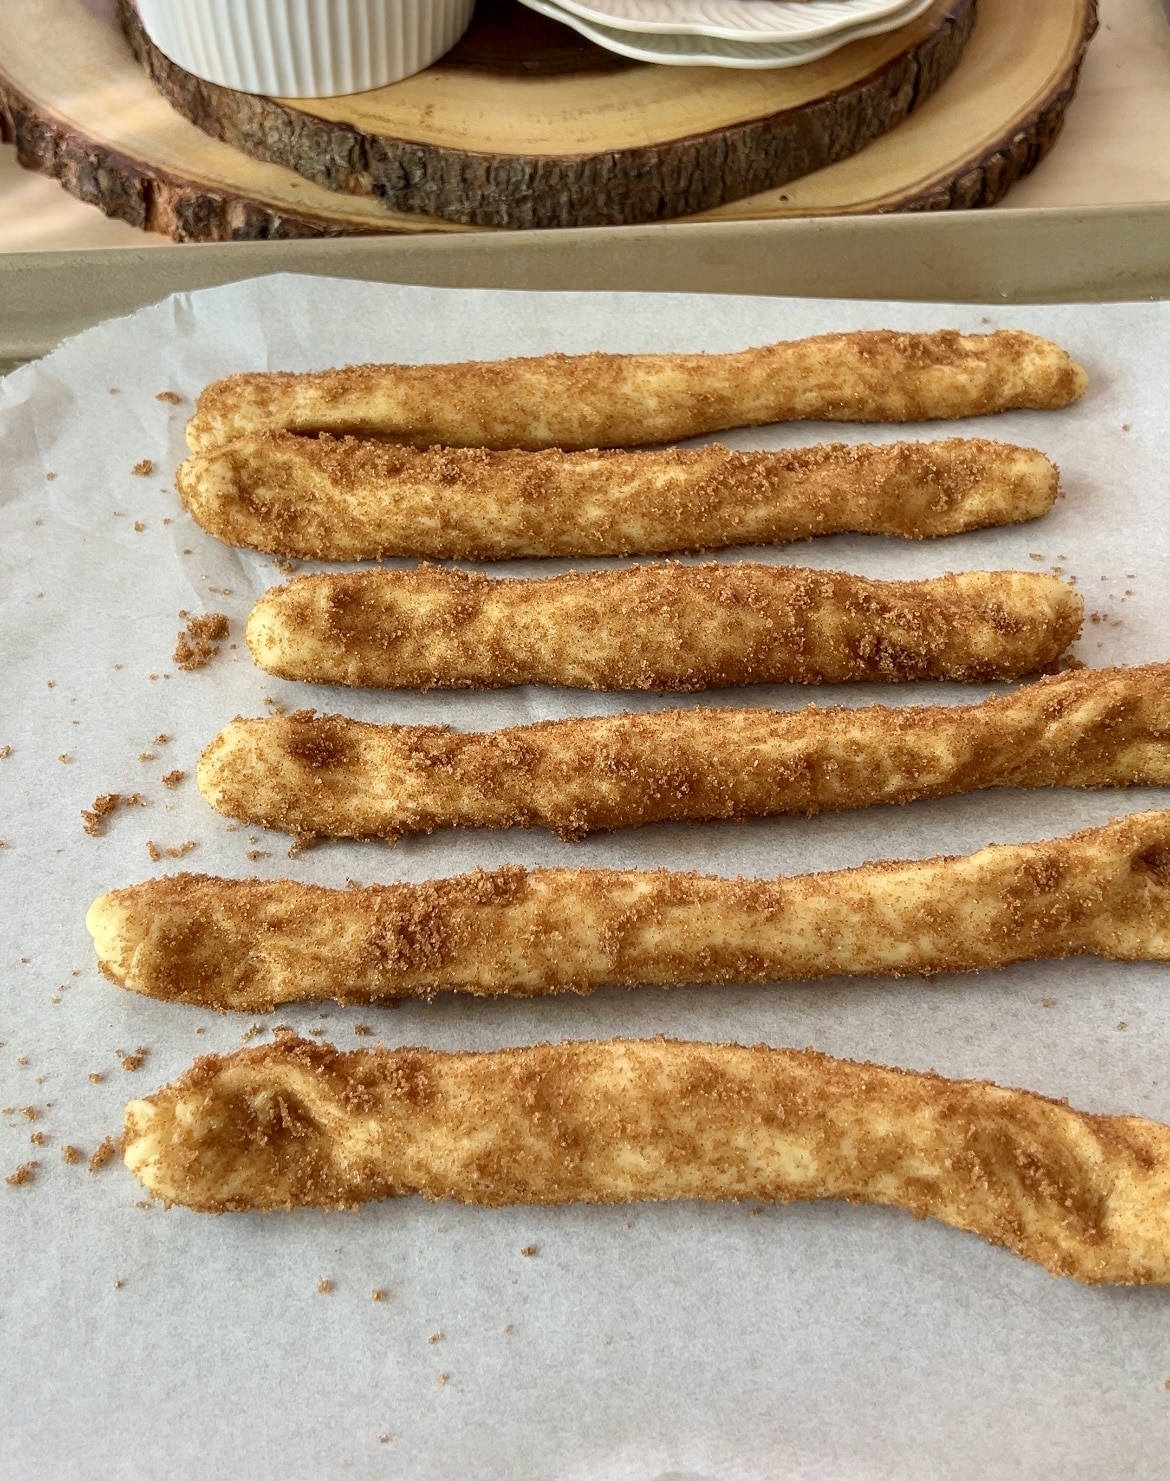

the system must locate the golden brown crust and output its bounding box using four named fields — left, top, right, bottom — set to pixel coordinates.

left=121, top=1035, right=1170, bottom=1284
left=195, top=662, right=1170, bottom=842
left=185, top=331, right=1088, bottom=453
left=176, top=435, right=1060, bottom=561
left=244, top=564, right=1083, bottom=692
left=88, top=813, right=1170, bottom=1011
